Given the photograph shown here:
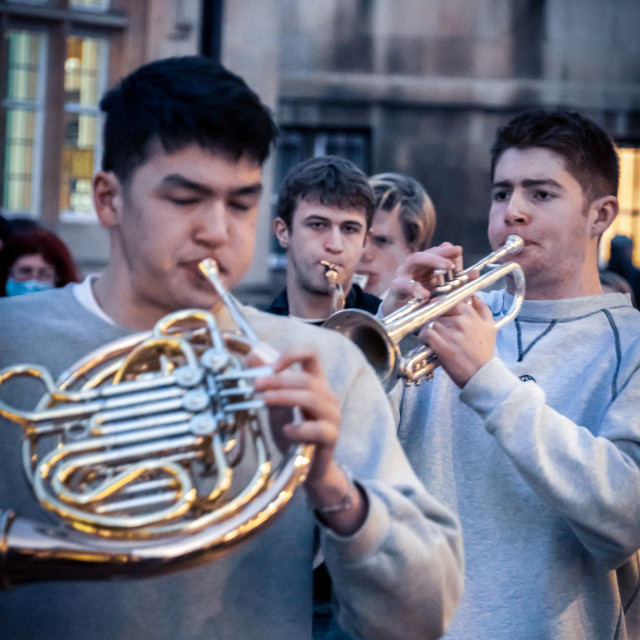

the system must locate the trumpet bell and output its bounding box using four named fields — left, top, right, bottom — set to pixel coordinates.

left=321, top=309, right=401, bottom=391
